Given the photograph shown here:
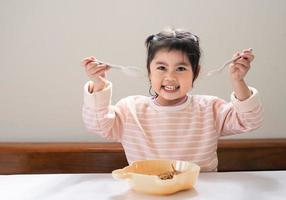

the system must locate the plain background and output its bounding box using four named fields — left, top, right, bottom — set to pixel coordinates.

left=0, top=0, right=285, bottom=142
